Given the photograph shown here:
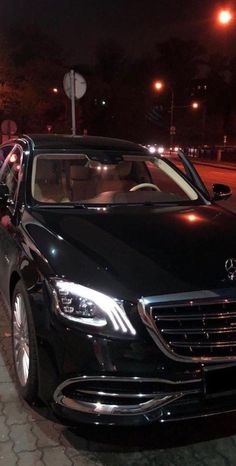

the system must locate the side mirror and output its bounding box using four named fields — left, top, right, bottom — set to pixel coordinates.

left=0, top=183, right=10, bottom=204
left=212, top=183, right=232, bottom=201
